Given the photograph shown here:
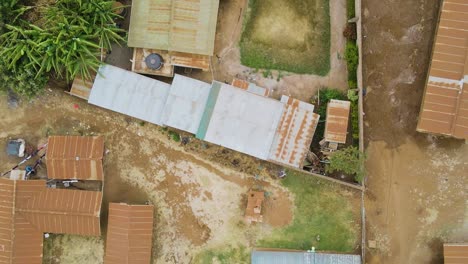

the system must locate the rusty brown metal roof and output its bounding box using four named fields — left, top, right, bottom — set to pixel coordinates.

left=70, top=74, right=95, bottom=100
left=0, top=179, right=102, bottom=264
left=268, top=96, right=320, bottom=168
left=417, top=0, right=468, bottom=139
left=444, top=243, right=468, bottom=264
left=244, top=191, right=264, bottom=224
left=324, top=99, right=351, bottom=144
left=46, top=136, right=104, bottom=181
left=104, top=203, right=154, bottom=264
